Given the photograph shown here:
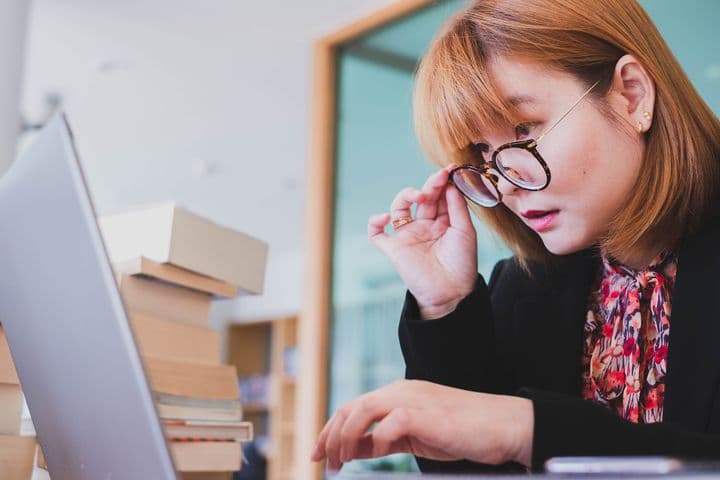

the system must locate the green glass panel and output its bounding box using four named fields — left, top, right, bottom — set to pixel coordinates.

left=638, top=0, right=719, bottom=114
left=328, top=1, right=504, bottom=473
